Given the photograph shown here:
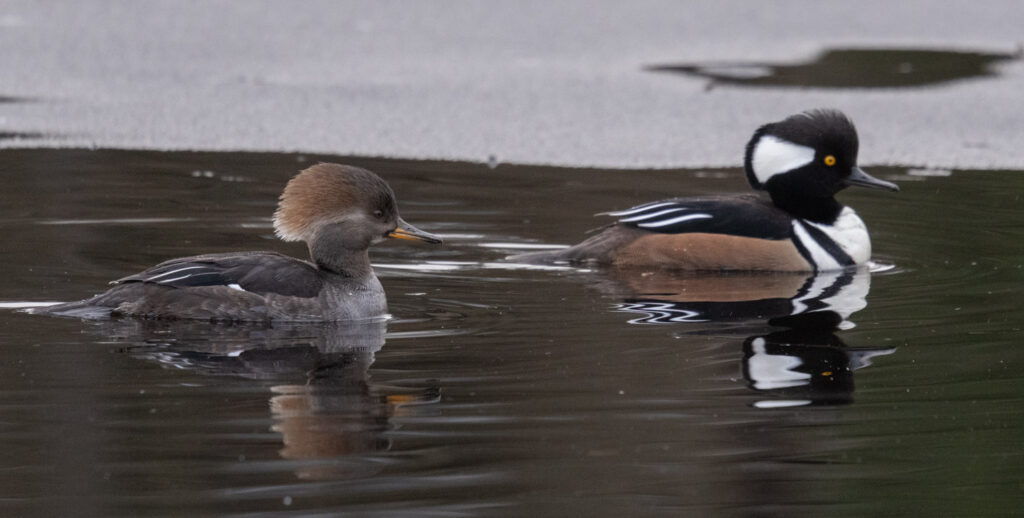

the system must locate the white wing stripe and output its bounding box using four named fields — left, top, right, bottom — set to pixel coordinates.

left=156, top=272, right=222, bottom=284
left=637, top=213, right=713, bottom=228
left=619, top=207, right=687, bottom=223
left=144, top=265, right=208, bottom=281
left=604, top=202, right=680, bottom=217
